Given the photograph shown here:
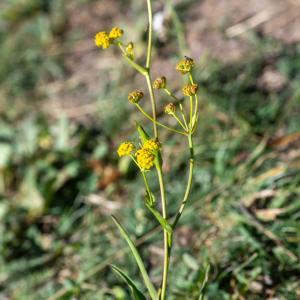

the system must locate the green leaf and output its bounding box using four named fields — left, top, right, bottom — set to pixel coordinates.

left=111, top=216, right=159, bottom=300
left=111, top=265, right=146, bottom=300
left=146, top=204, right=173, bottom=234
left=136, top=123, right=150, bottom=144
